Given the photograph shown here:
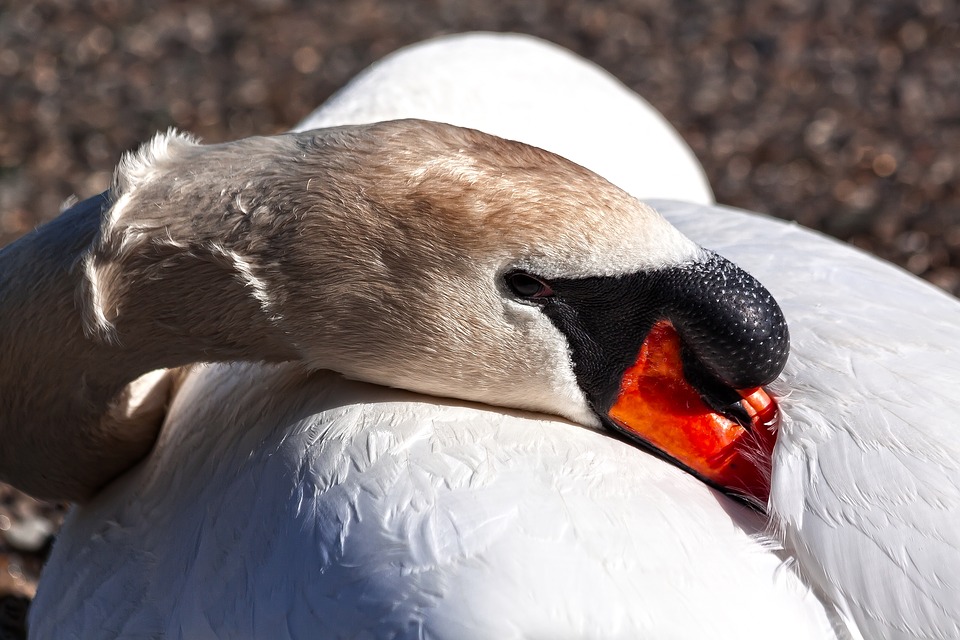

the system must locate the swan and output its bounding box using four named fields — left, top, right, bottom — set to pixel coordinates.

left=12, top=122, right=824, bottom=640
left=7, top=33, right=957, bottom=639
